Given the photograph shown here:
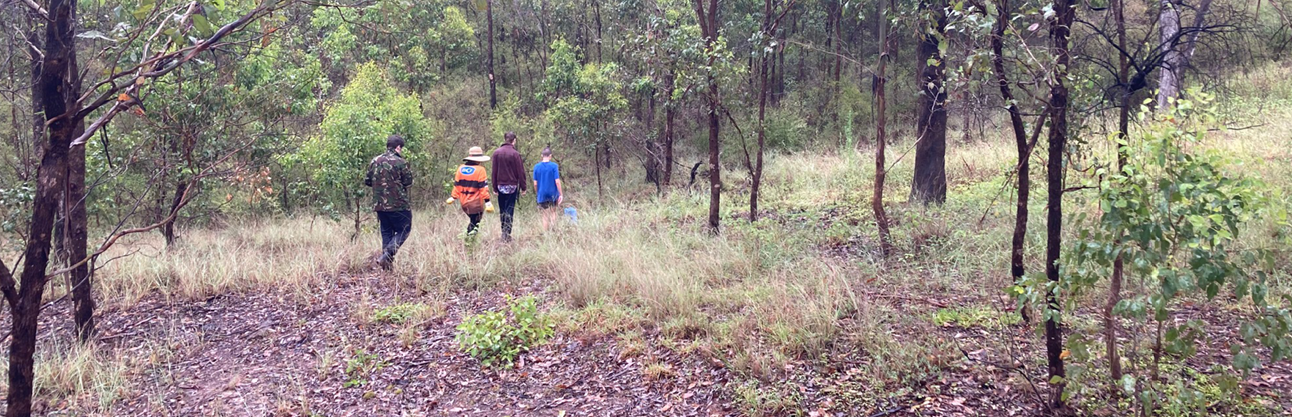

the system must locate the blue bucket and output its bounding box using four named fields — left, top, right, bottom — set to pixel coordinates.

left=564, top=207, right=578, bottom=224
